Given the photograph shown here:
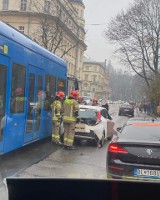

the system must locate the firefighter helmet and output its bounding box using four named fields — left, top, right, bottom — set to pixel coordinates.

left=70, top=90, right=79, bottom=98
left=93, top=98, right=98, bottom=103
left=56, top=91, right=65, bottom=99
left=15, top=88, right=23, bottom=95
